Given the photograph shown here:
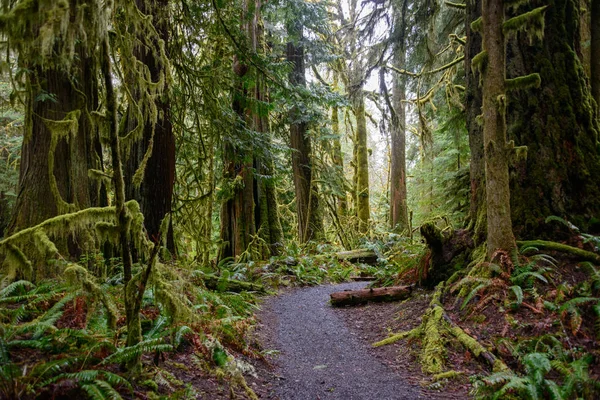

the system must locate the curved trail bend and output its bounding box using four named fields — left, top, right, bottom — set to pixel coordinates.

left=262, top=282, right=423, bottom=400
